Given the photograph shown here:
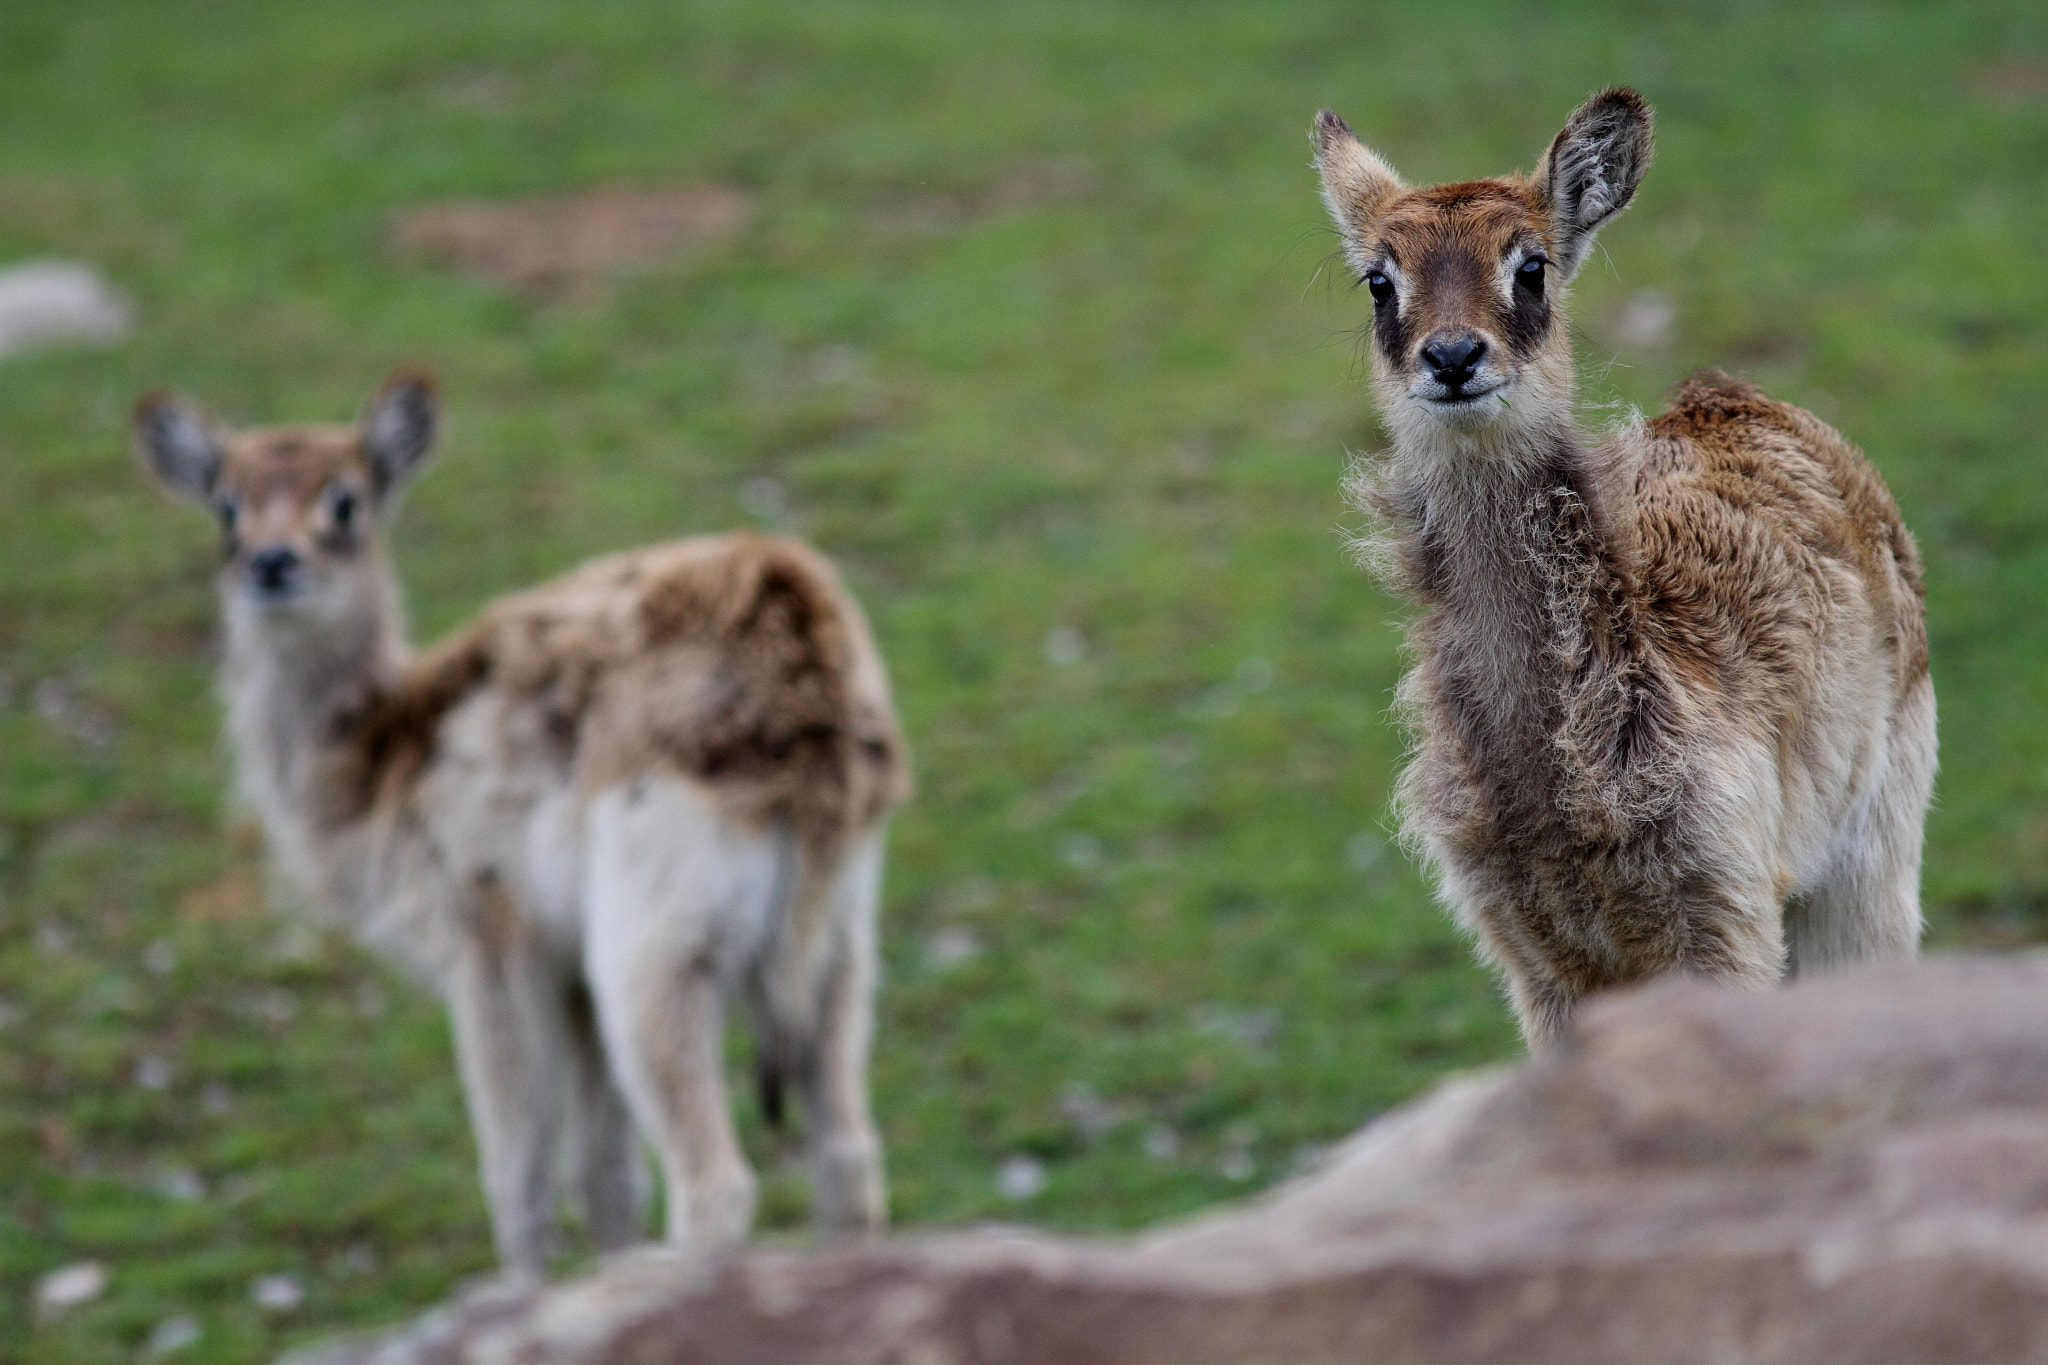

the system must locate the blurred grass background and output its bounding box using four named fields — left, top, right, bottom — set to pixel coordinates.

left=1, top=0, right=2044, bottom=1359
